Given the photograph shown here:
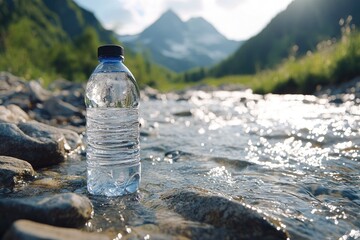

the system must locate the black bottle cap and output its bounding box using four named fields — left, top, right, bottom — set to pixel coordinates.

left=98, top=44, right=124, bottom=58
